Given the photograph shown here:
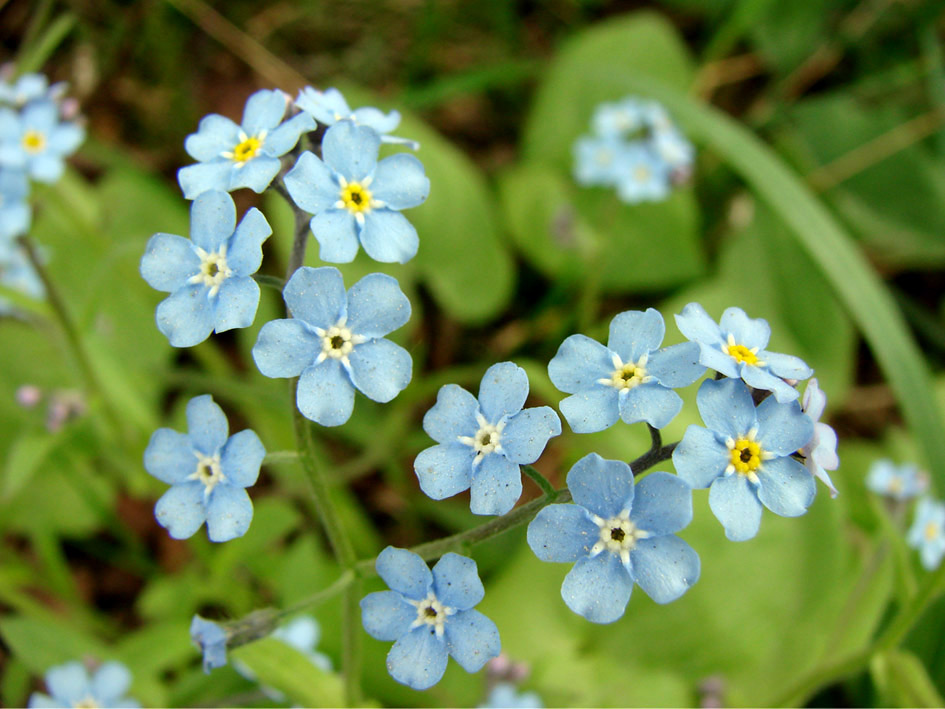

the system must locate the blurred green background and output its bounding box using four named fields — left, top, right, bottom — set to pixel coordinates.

left=2, top=0, right=945, bottom=706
